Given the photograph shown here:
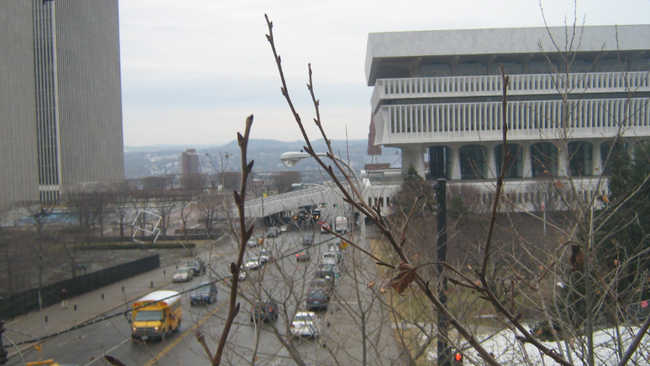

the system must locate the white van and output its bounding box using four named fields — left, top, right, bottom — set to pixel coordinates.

left=335, top=216, right=348, bottom=234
